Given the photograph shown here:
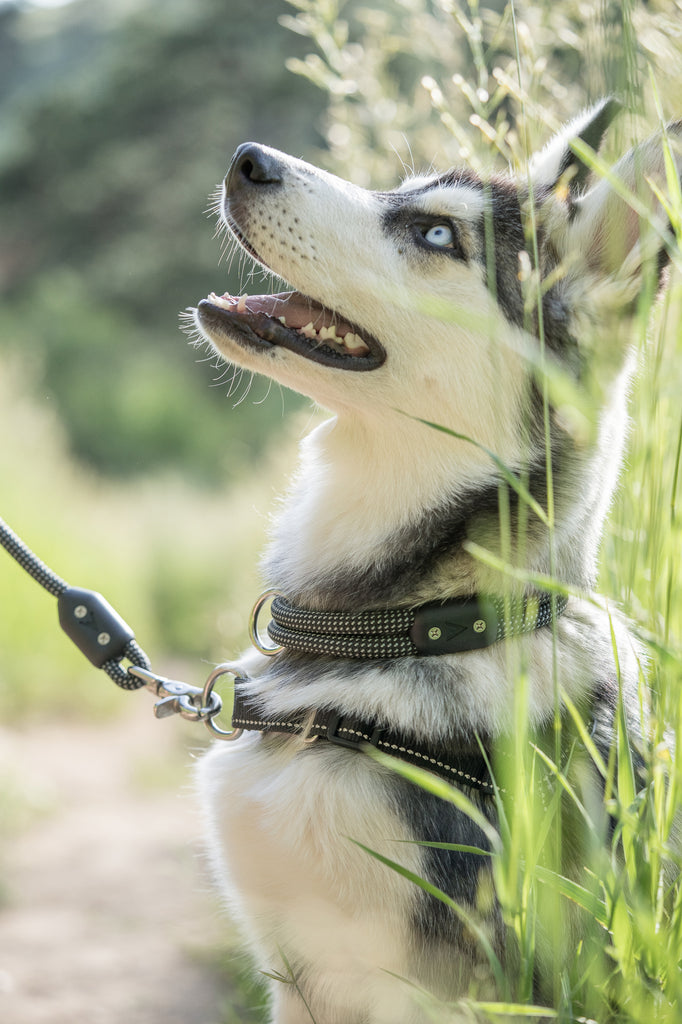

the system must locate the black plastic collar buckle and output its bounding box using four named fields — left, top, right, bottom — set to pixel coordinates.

left=410, top=597, right=499, bottom=655
left=325, top=712, right=384, bottom=750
